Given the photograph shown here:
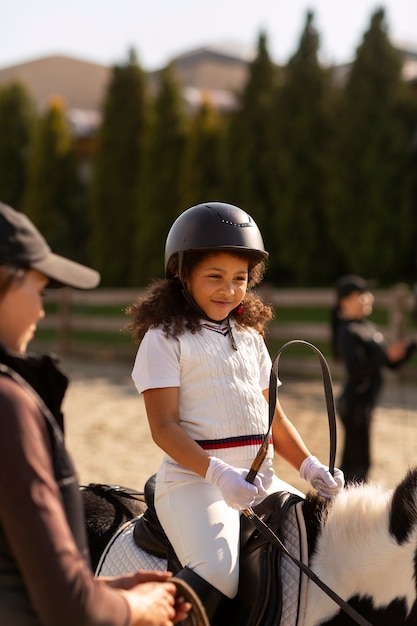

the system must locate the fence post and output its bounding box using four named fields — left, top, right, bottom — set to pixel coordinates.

left=58, top=288, right=72, bottom=354
left=389, top=283, right=410, bottom=340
